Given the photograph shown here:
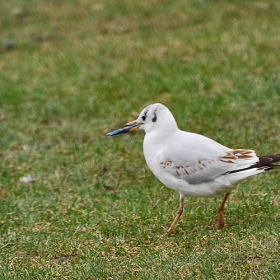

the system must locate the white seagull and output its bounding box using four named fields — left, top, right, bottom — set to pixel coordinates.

left=107, top=103, right=280, bottom=234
